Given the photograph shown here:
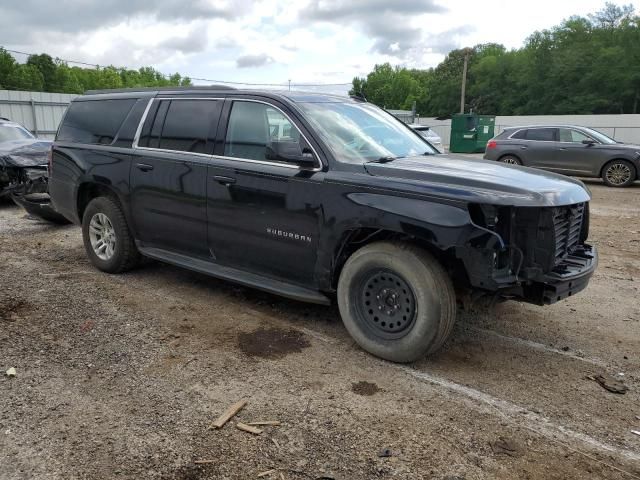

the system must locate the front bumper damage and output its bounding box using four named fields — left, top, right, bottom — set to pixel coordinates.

left=513, top=244, right=597, bottom=305
left=459, top=202, right=597, bottom=306
left=1, top=165, right=69, bottom=223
